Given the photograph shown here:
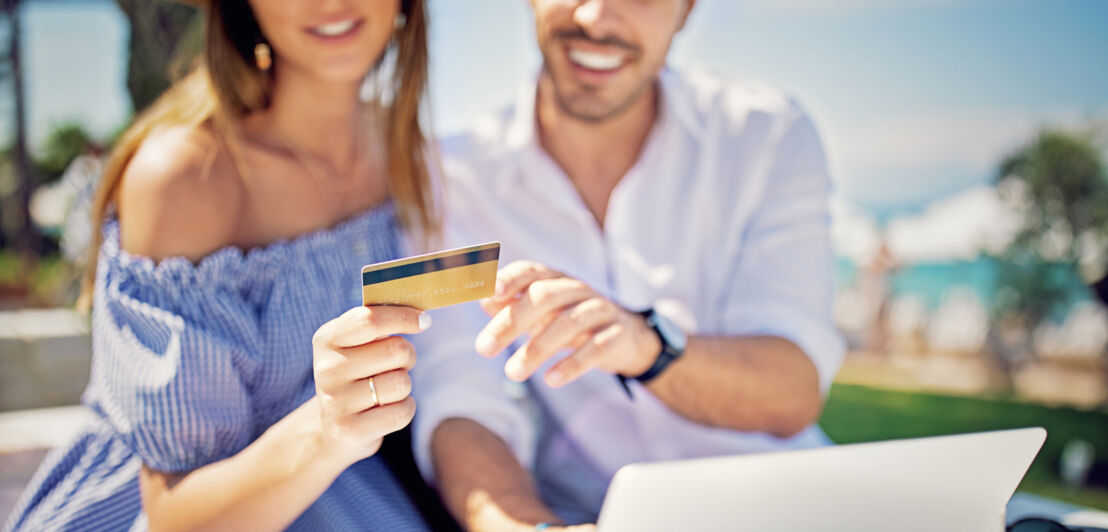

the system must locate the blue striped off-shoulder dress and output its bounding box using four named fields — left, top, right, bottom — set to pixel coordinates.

left=4, top=204, right=429, bottom=531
